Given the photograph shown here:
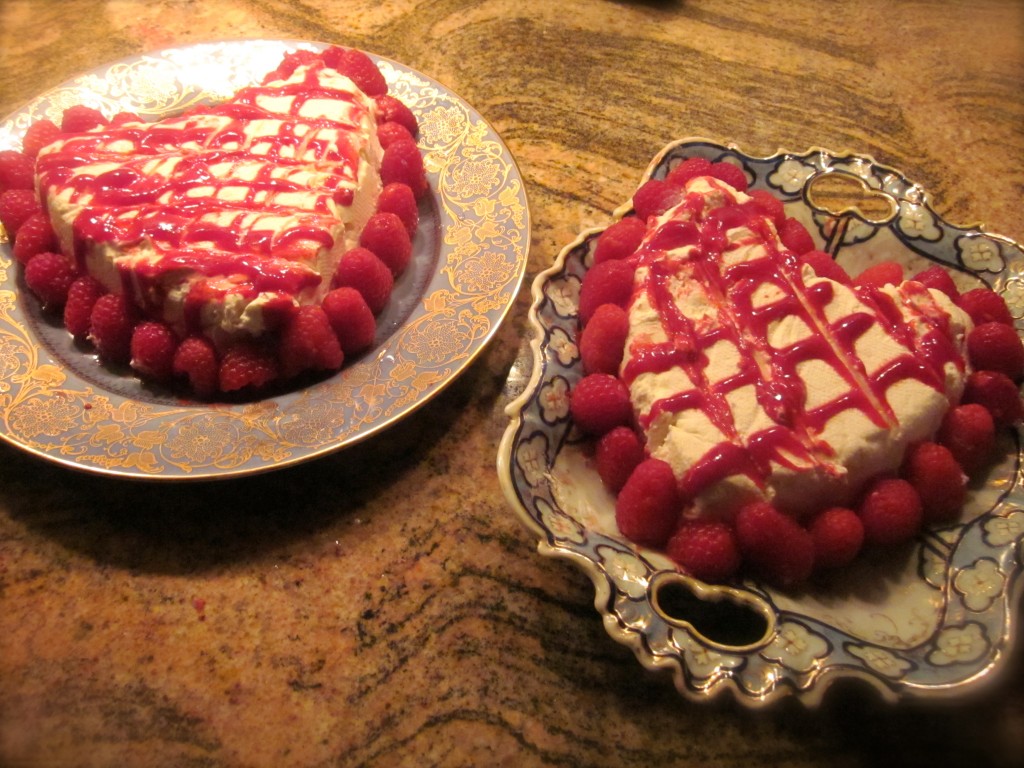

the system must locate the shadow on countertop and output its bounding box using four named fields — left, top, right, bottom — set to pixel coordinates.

left=0, top=356, right=479, bottom=577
